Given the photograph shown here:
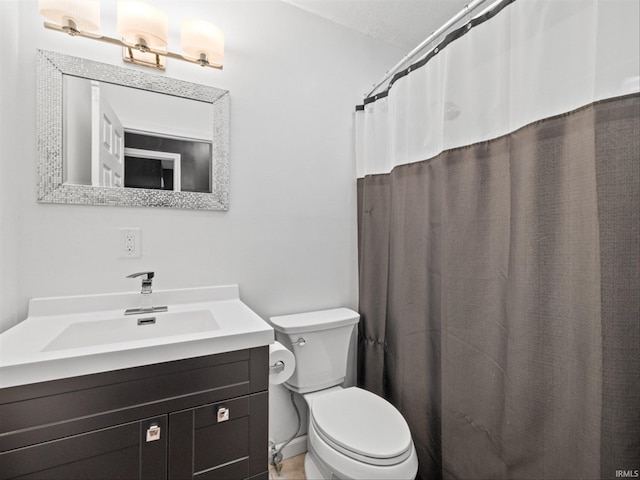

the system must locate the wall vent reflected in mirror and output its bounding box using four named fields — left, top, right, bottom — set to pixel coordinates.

left=38, top=49, right=229, bottom=210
